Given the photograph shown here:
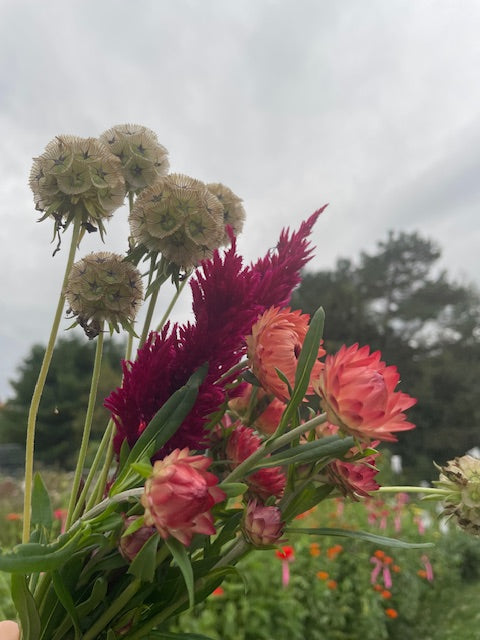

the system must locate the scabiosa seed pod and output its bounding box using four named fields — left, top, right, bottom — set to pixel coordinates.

left=29, top=135, right=125, bottom=244
left=64, top=252, right=143, bottom=337
left=434, top=455, right=480, bottom=536
left=99, top=123, right=169, bottom=192
left=206, top=182, right=246, bottom=245
left=129, top=173, right=225, bottom=270
left=242, top=500, right=285, bottom=547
